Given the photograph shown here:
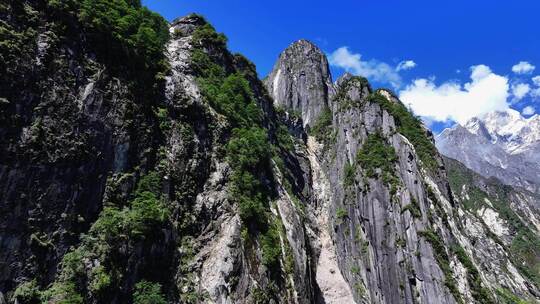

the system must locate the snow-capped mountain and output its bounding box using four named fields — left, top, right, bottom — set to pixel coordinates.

left=436, top=109, right=540, bottom=193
